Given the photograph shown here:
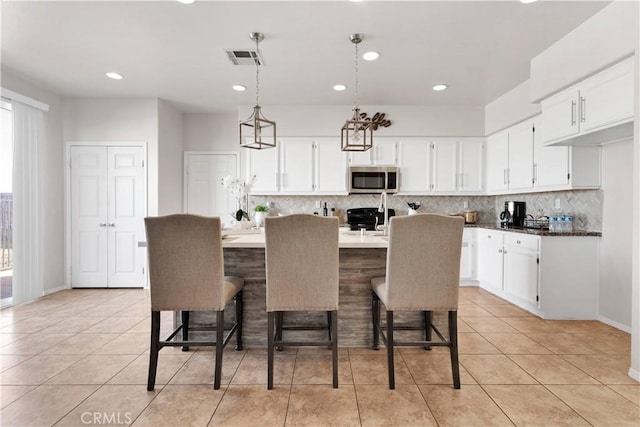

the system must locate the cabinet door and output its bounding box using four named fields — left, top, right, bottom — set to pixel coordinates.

left=541, top=89, right=580, bottom=144
left=373, top=140, right=398, bottom=165
left=503, top=245, right=539, bottom=307
left=507, top=120, right=534, bottom=191
left=397, top=140, right=430, bottom=193
left=246, top=145, right=279, bottom=193
left=477, top=230, right=504, bottom=293
left=348, top=150, right=373, bottom=166
left=314, top=139, right=348, bottom=194
left=580, top=58, right=634, bottom=133
left=533, top=121, right=570, bottom=189
left=486, top=132, right=509, bottom=192
left=280, top=139, right=314, bottom=193
left=459, top=140, right=484, bottom=193
left=431, top=141, right=458, bottom=193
